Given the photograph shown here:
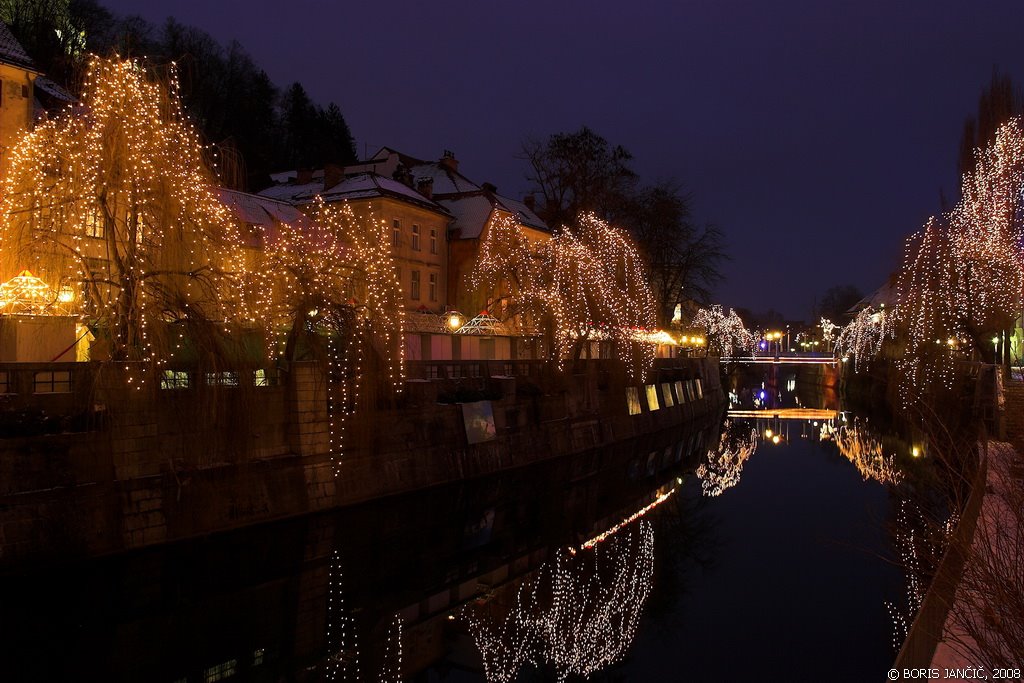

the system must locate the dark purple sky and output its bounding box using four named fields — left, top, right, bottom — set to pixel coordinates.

left=103, top=0, right=1024, bottom=320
